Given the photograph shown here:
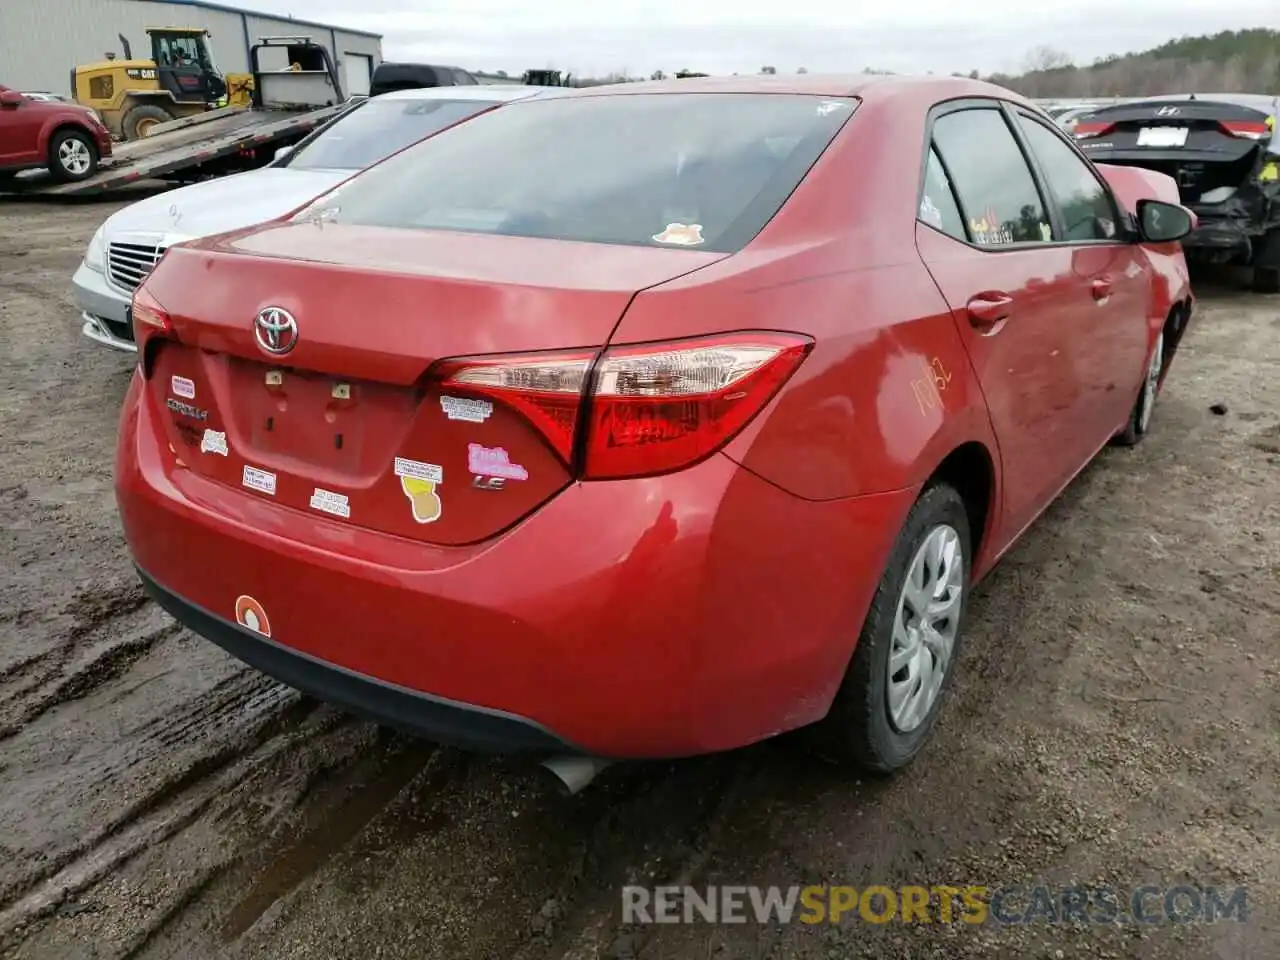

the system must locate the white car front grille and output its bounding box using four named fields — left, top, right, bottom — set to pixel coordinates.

left=107, top=241, right=165, bottom=293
